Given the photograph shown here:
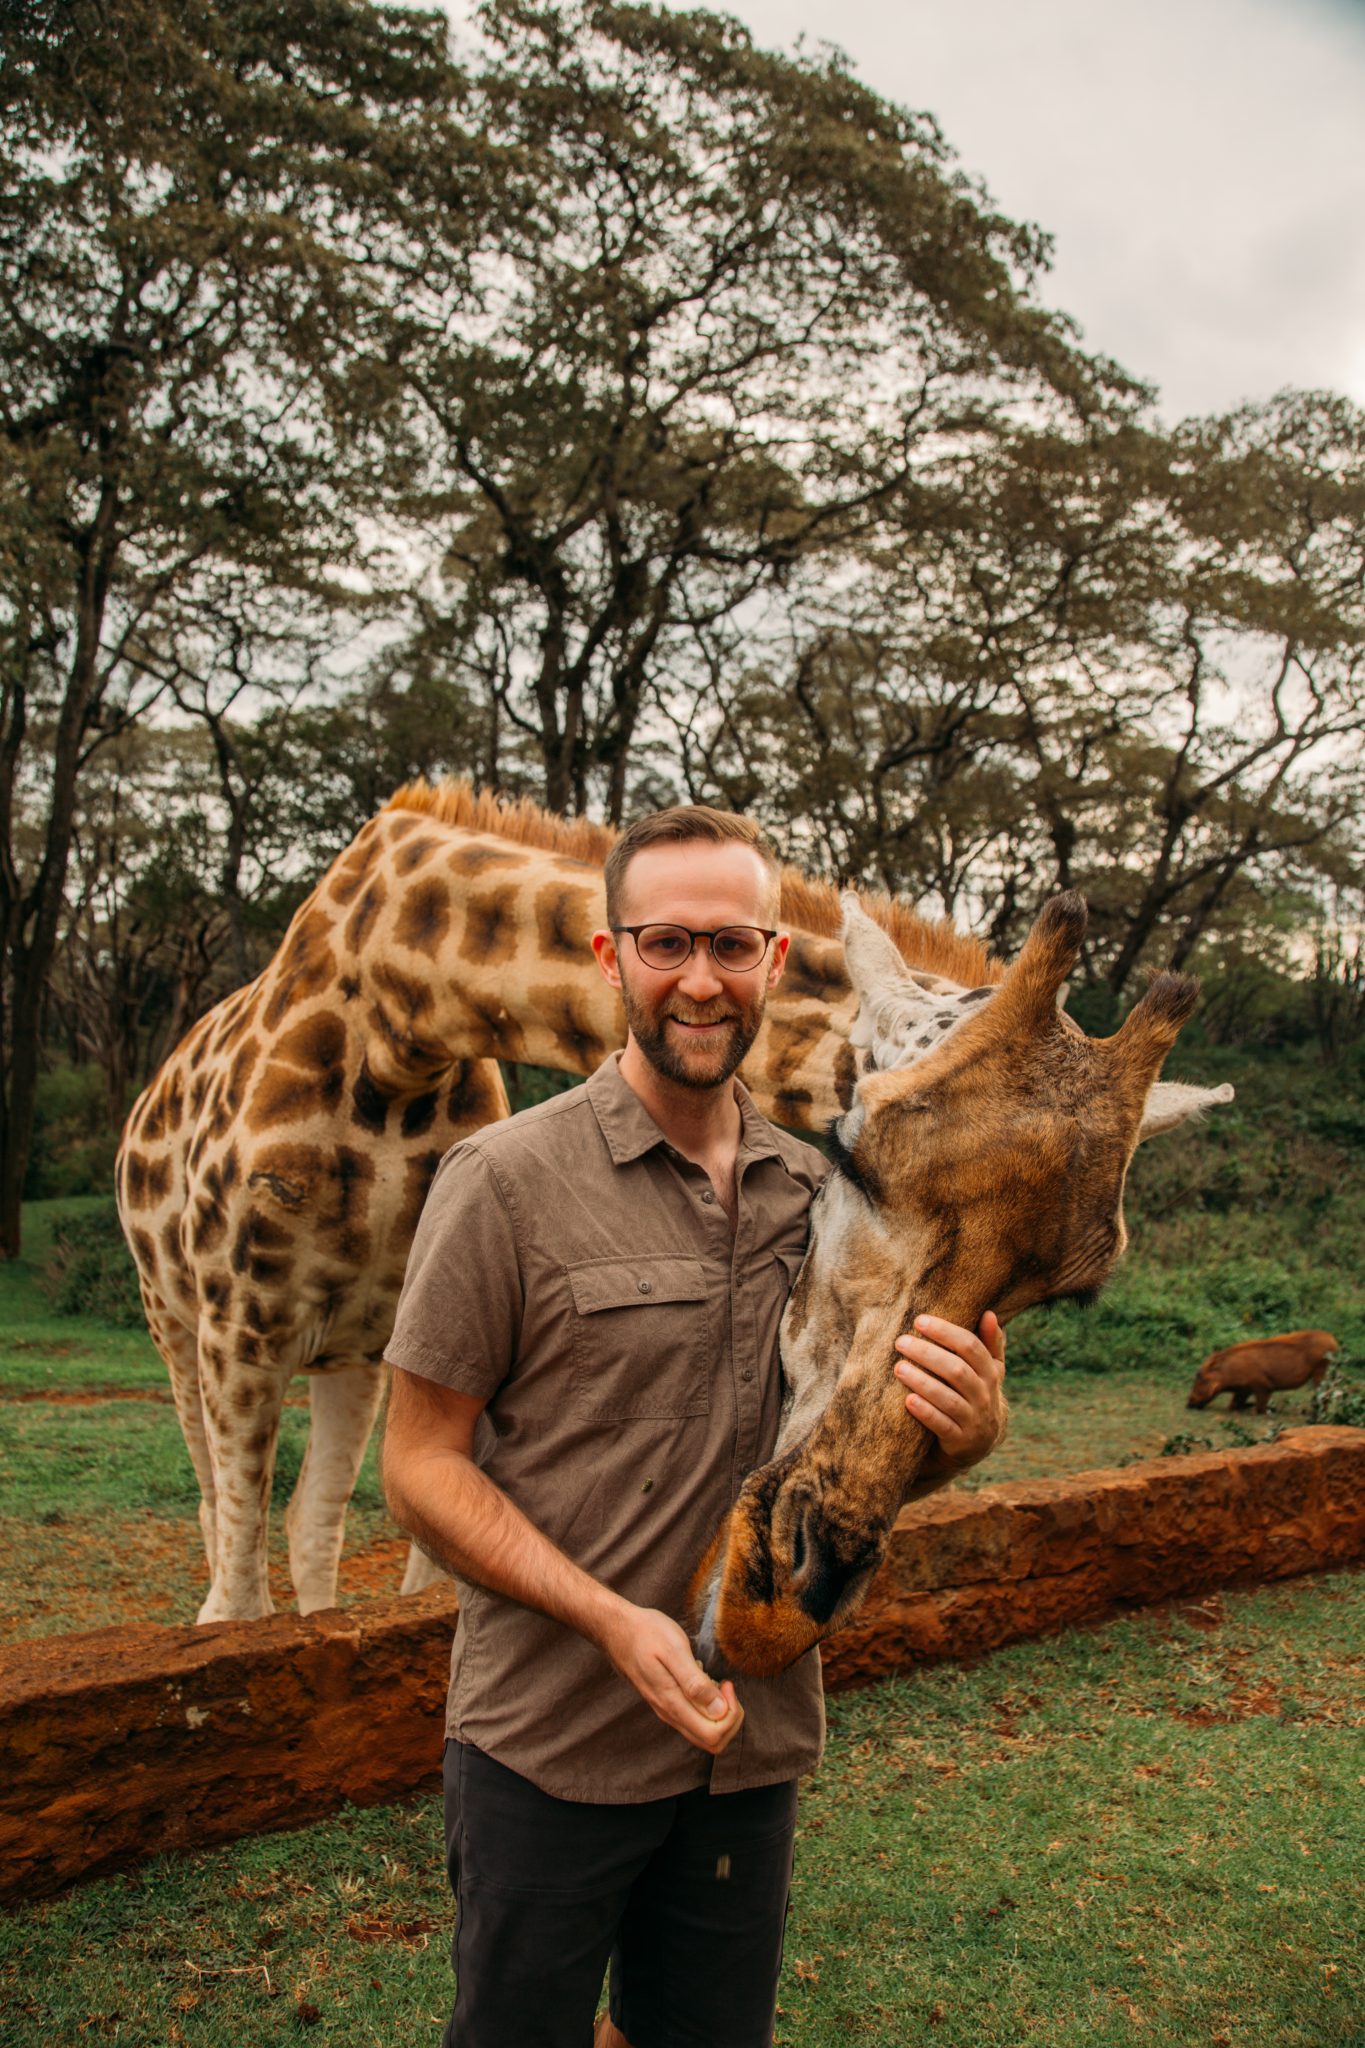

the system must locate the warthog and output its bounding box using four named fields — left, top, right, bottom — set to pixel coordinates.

left=1186, top=1330, right=1340, bottom=1414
